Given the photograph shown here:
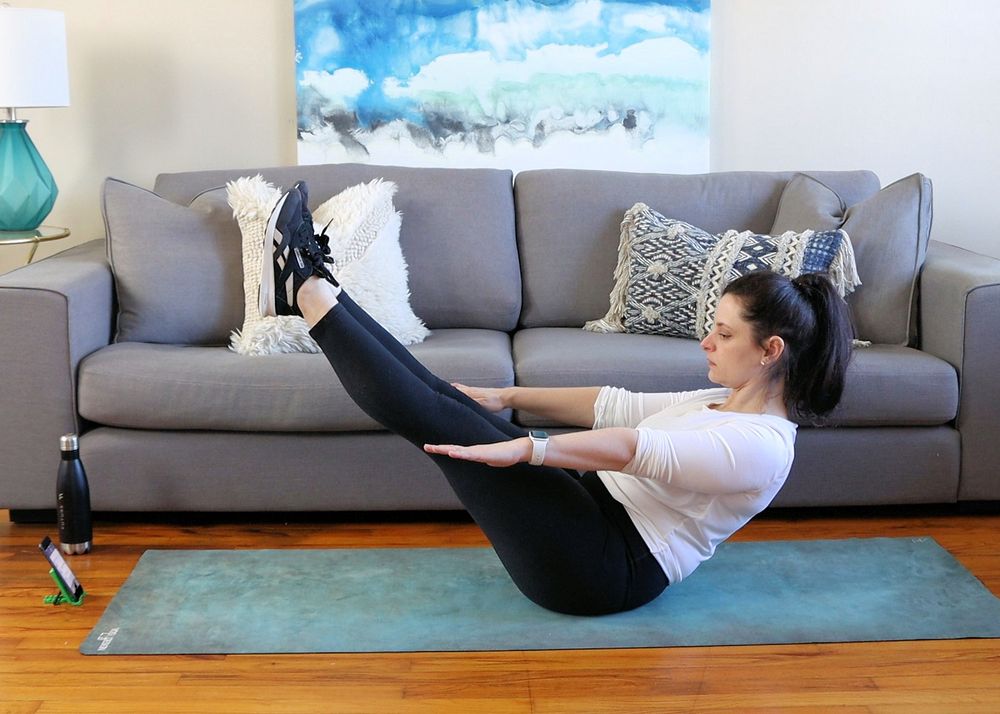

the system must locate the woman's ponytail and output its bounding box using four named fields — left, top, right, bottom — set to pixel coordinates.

left=721, top=270, right=856, bottom=423
left=787, top=273, right=855, bottom=421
